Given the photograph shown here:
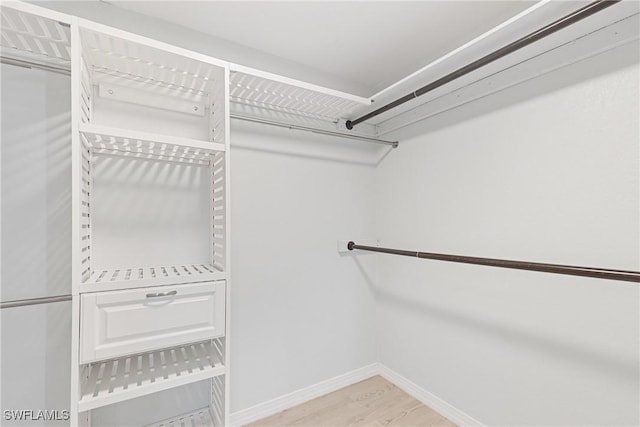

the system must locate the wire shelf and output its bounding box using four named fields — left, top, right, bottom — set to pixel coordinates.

left=79, top=339, right=224, bottom=412
left=0, top=4, right=71, bottom=68
left=80, top=124, right=225, bottom=165
left=230, top=66, right=370, bottom=123
left=83, top=264, right=224, bottom=292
